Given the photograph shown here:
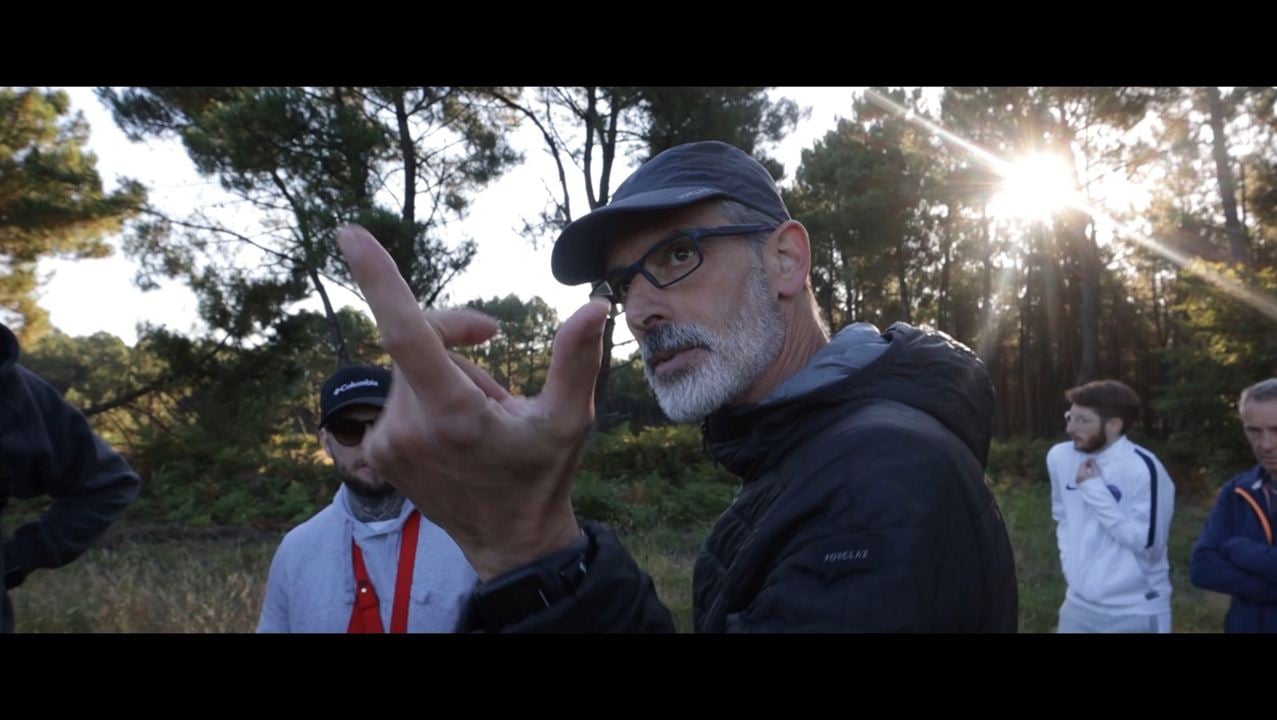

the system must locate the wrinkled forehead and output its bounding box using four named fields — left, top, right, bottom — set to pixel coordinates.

left=1241, top=398, right=1277, bottom=426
